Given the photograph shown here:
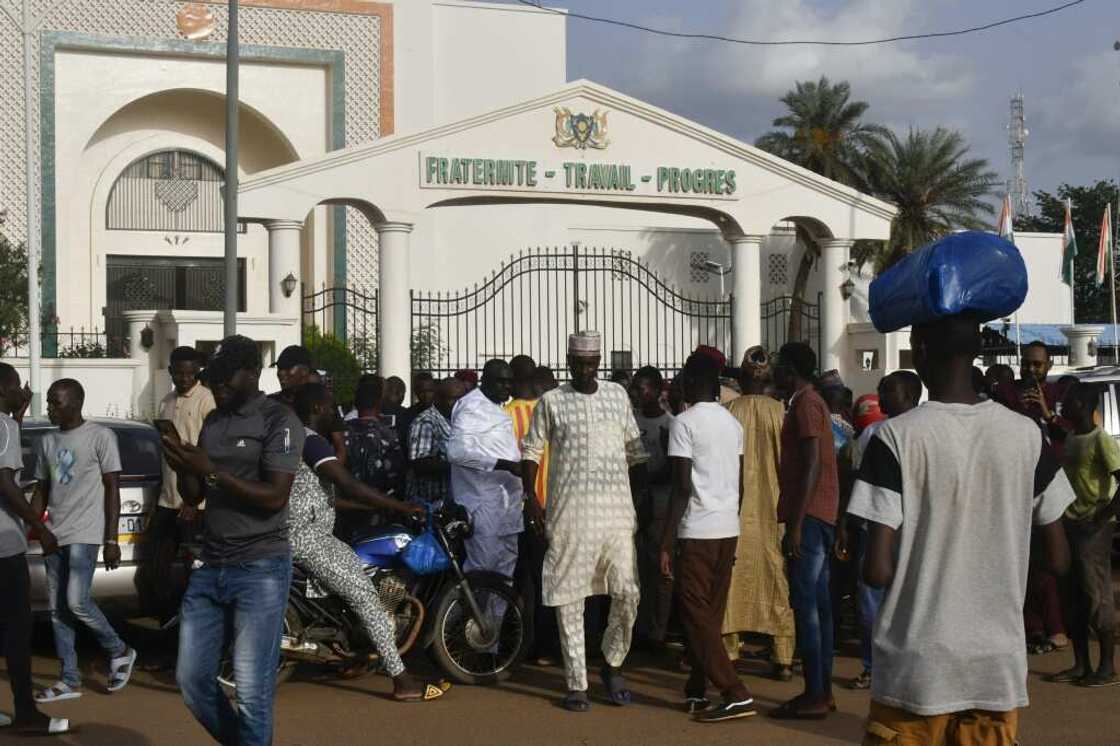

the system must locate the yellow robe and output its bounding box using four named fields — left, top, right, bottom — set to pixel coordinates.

left=721, top=394, right=795, bottom=664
